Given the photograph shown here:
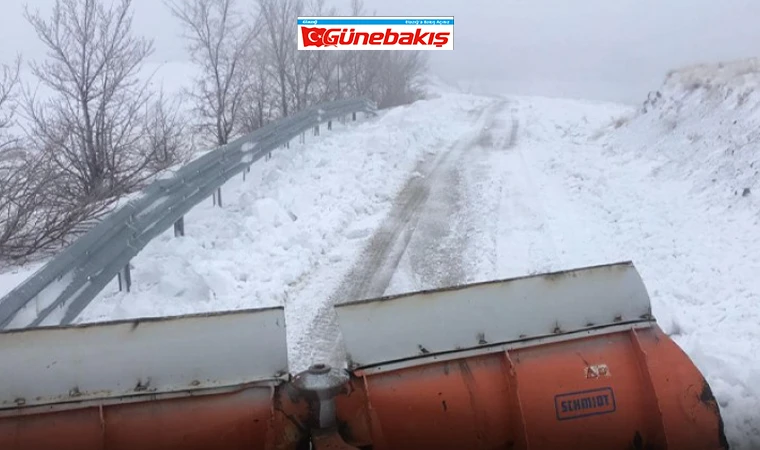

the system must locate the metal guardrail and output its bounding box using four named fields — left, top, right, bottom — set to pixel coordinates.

left=0, top=97, right=377, bottom=330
